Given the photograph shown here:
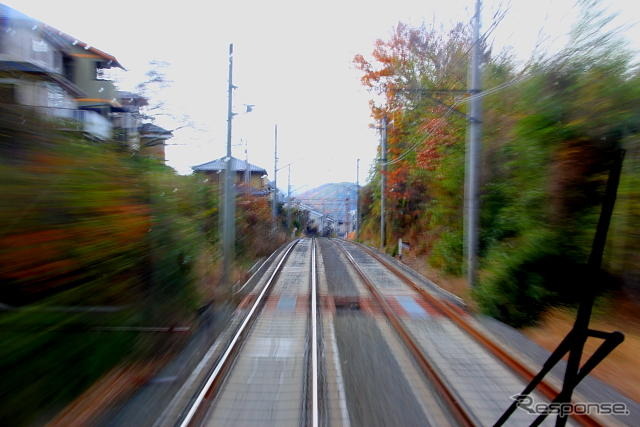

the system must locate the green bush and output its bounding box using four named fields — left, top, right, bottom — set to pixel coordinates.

left=428, top=228, right=463, bottom=275
left=0, top=109, right=213, bottom=424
